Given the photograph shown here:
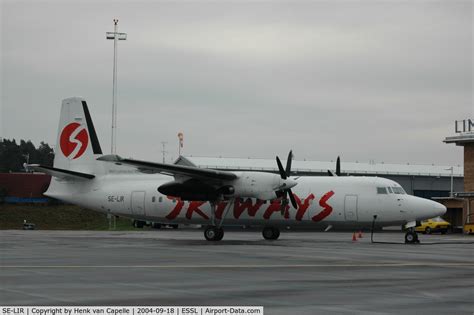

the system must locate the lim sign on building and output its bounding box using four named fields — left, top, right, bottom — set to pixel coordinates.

left=443, top=118, right=474, bottom=230
left=455, top=119, right=474, bottom=134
